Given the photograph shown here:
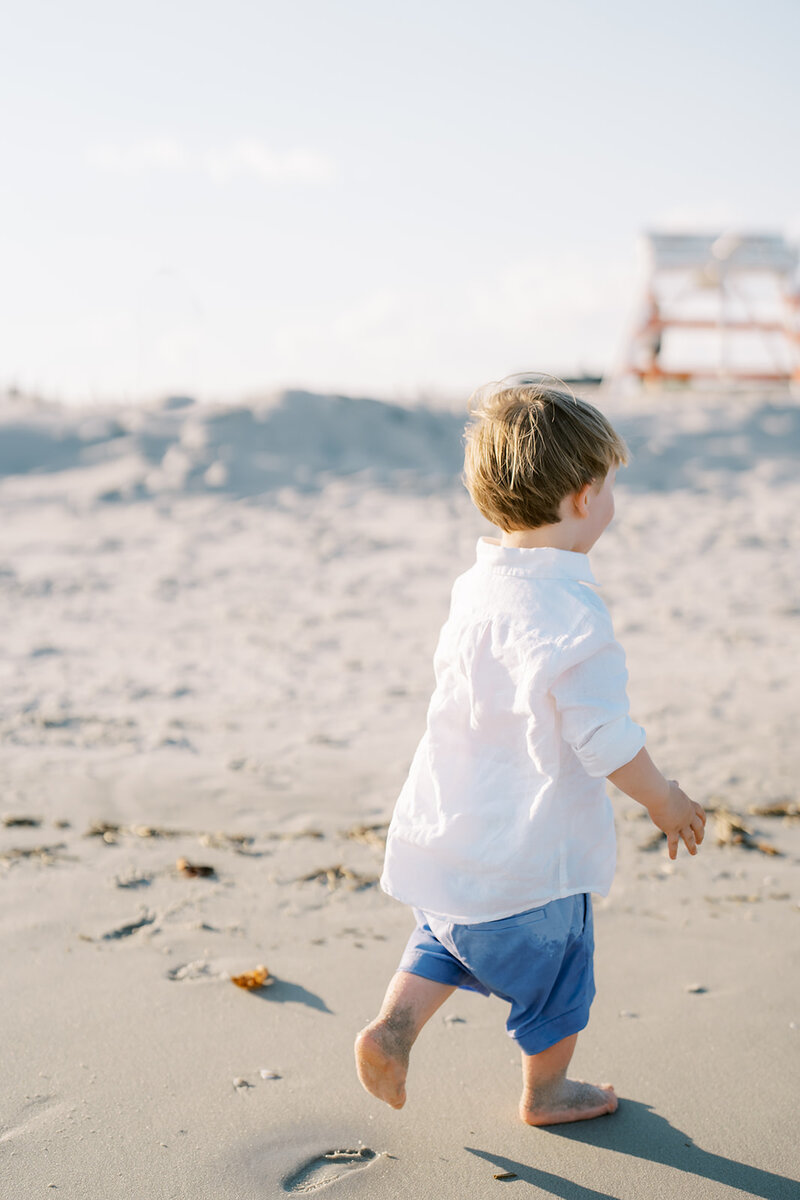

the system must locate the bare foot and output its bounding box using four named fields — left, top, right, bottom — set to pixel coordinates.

left=519, top=1079, right=618, bottom=1126
left=354, top=1021, right=410, bottom=1109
